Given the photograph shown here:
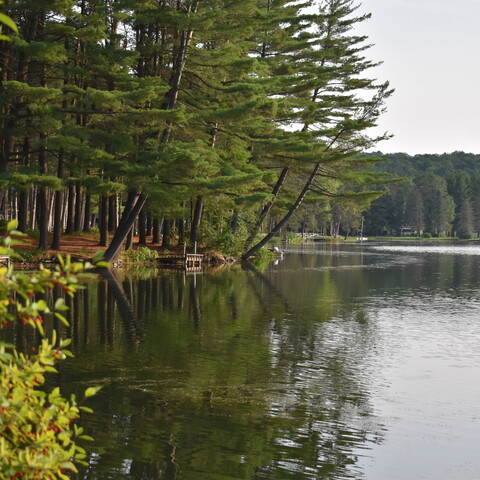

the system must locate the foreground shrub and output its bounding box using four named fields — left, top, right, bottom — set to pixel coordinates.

left=0, top=221, right=105, bottom=479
